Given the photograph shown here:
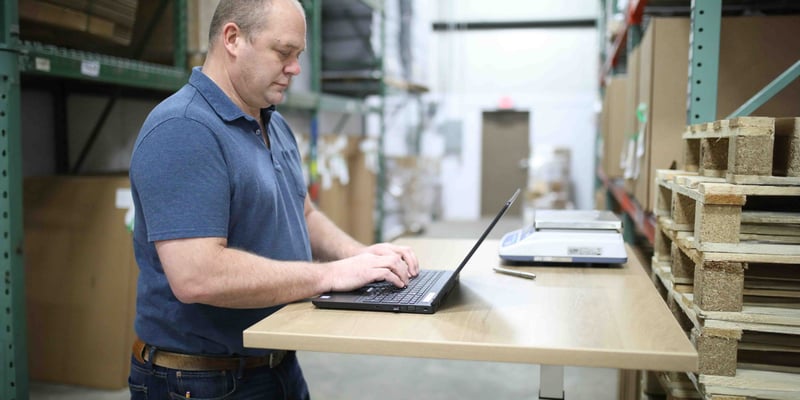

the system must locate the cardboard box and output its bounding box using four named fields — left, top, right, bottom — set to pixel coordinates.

left=634, top=15, right=800, bottom=212
left=47, top=0, right=138, bottom=26
left=25, top=176, right=137, bottom=389
left=19, top=0, right=136, bottom=45
left=600, top=76, right=629, bottom=178
left=634, top=17, right=691, bottom=212
left=716, top=15, right=800, bottom=118
left=628, top=45, right=652, bottom=207
left=315, top=136, right=377, bottom=245
left=187, top=0, right=220, bottom=67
